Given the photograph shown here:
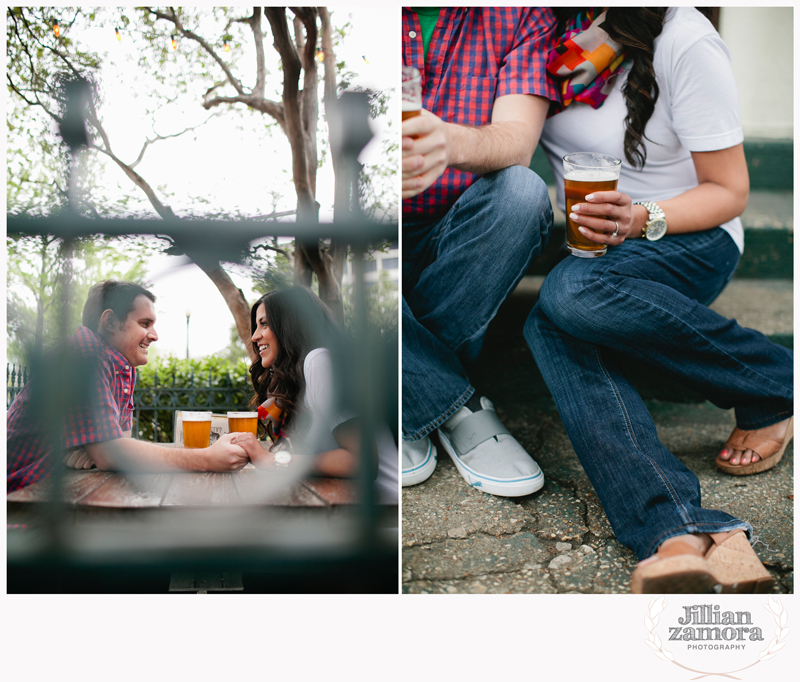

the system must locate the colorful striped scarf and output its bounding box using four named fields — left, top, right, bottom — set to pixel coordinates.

left=547, top=8, right=629, bottom=115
